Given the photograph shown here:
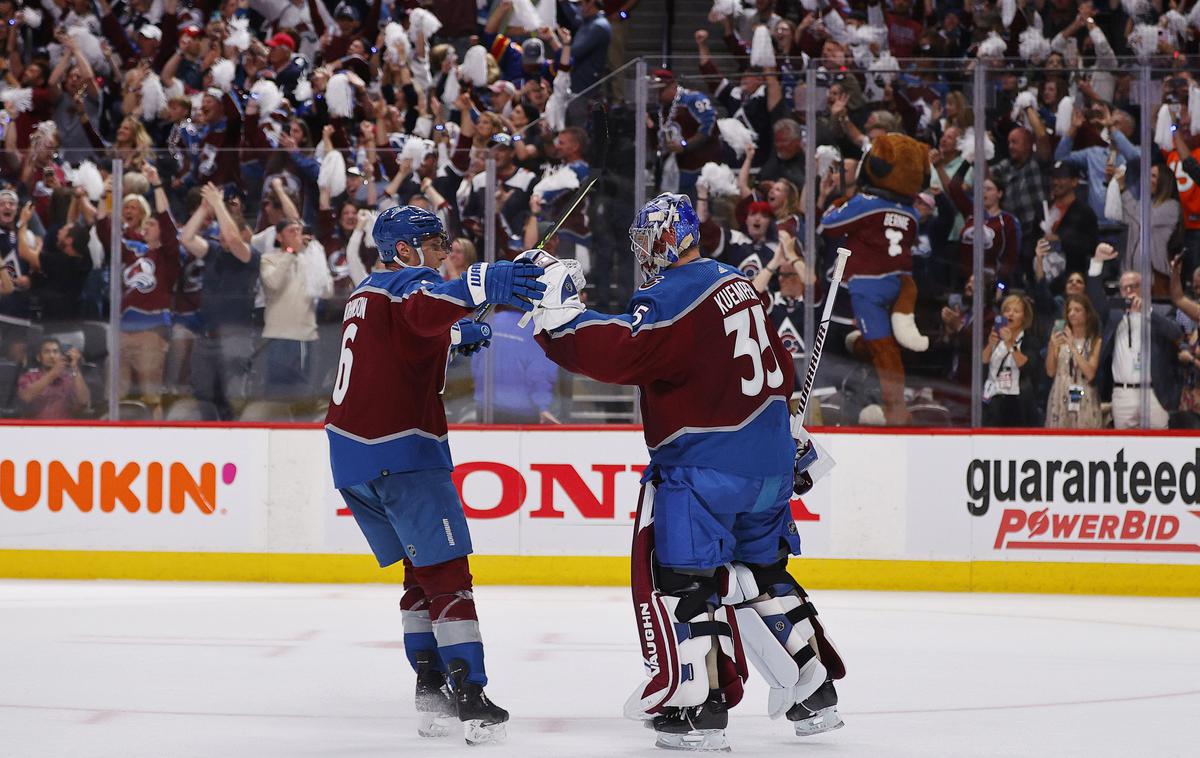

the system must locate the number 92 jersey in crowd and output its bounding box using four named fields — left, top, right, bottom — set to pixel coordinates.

left=536, top=258, right=796, bottom=479
left=817, top=192, right=919, bottom=282
left=324, top=268, right=475, bottom=489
